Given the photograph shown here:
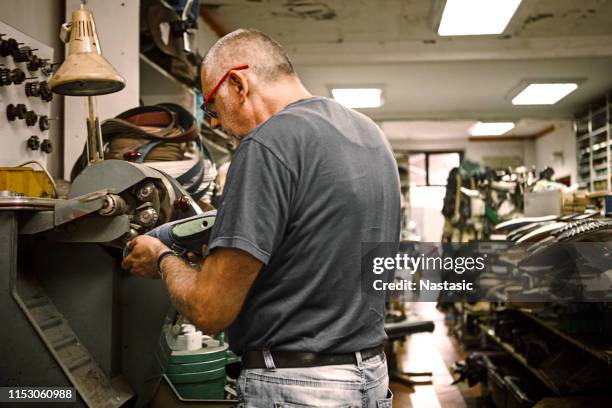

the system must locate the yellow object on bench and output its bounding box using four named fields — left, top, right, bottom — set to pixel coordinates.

left=0, top=166, right=56, bottom=198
